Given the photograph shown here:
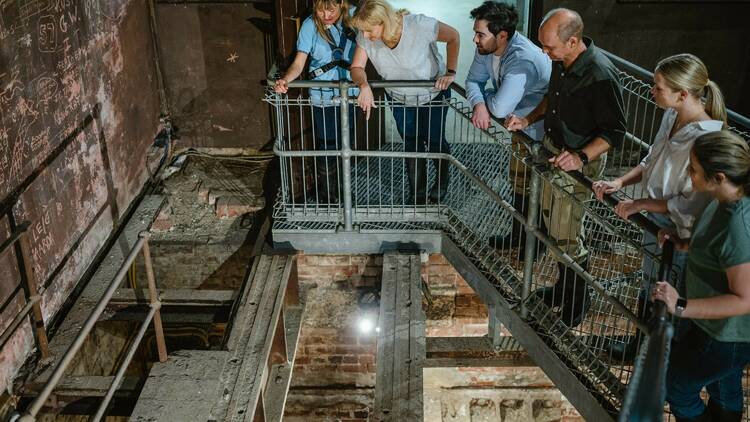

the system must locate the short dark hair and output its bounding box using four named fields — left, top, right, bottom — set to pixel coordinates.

left=470, top=1, right=519, bottom=39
